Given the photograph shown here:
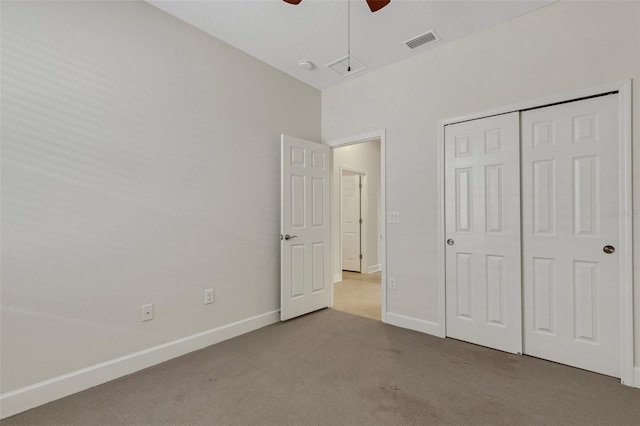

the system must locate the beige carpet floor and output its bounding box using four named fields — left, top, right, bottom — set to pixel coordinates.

left=332, top=271, right=381, bottom=320
left=3, top=309, right=640, bottom=425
